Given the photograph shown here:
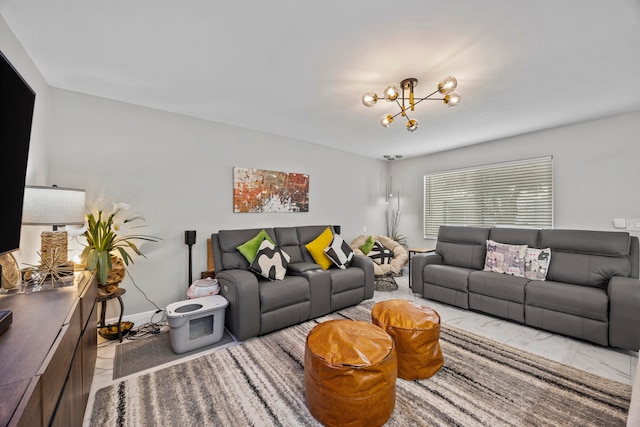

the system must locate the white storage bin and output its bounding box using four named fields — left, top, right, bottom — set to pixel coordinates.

left=165, top=295, right=228, bottom=354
